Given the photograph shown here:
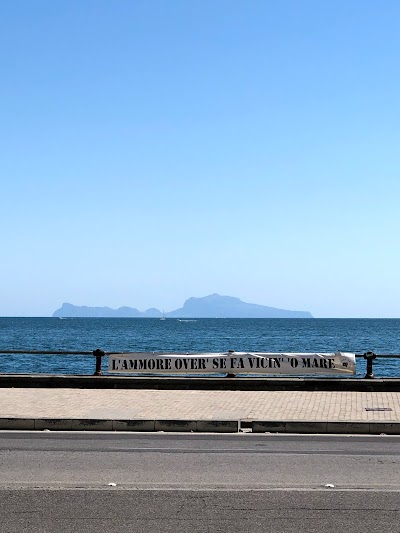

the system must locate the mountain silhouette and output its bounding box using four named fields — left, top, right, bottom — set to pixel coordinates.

left=53, top=294, right=312, bottom=318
